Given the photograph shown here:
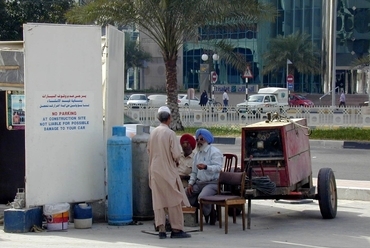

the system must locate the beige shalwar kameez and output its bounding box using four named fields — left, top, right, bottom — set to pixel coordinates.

left=147, top=123, right=190, bottom=230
